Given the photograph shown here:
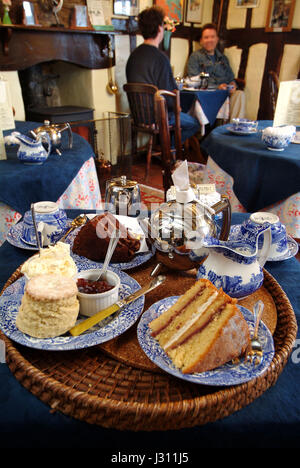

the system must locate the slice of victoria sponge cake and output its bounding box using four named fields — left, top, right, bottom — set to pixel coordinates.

left=148, top=279, right=250, bottom=374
